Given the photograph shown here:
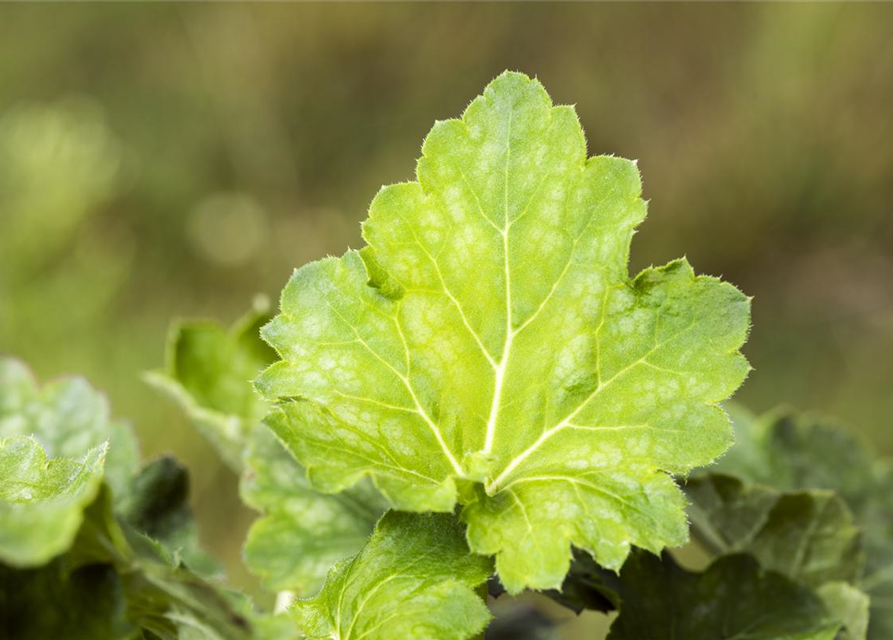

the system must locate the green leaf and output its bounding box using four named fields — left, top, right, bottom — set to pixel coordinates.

left=293, top=511, right=492, bottom=640
left=66, top=485, right=255, bottom=640
left=0, top=436, right=106, bottom=567
left=145, top=299, right=275, bottom=470
left=241, top=424, right=387, bottom=595
left=0, top=357, right=138, bottom=498
left=117, top=455, right=223, bottom=579
left=147, top=303, right=386, bottom=595
left=485, top=607, right=560, bottom=640
left=603, top=551, right=840, bottom=640
left=542, top=549, right=622, bottom=615
left=716, top=409, right=893, bottom=639
left=257, top=71, right=751, bottom=592
left=0, top=560, right=135, bottom=640
left=818, top=582, right=871, bottom=640
left=686, top=474, right=864, bottom=588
